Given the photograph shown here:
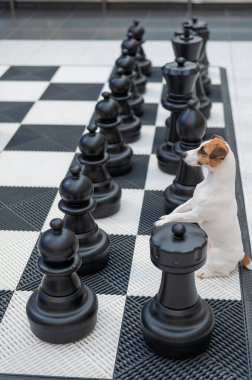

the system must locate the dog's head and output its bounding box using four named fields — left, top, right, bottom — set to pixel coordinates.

left=183, top=135, right=229, bottom=168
